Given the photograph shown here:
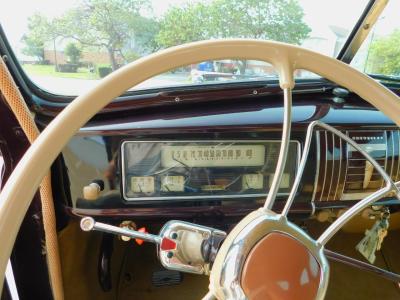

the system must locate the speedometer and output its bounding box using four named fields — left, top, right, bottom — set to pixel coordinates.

left=121, top=140, right=299, bottom=201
